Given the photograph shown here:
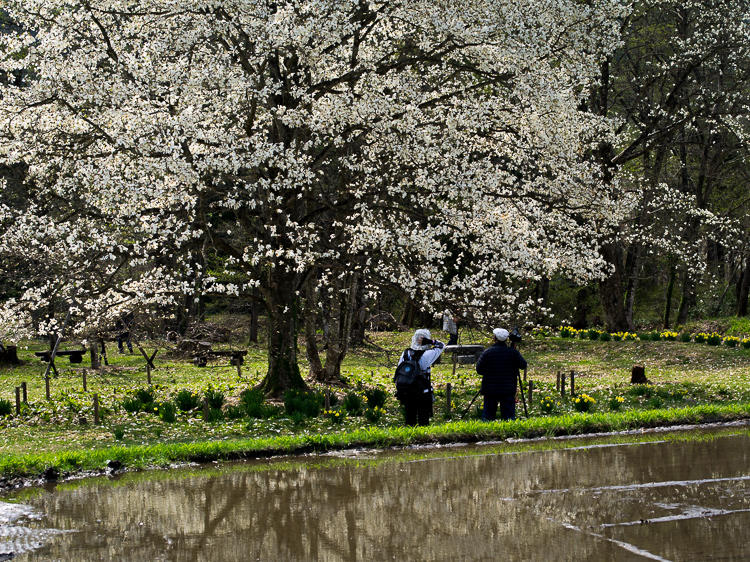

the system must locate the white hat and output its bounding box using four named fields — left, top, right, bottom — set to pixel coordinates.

left=493, top=328, right=509, bottom=341
left=411, top=328, right=432, bottom=350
